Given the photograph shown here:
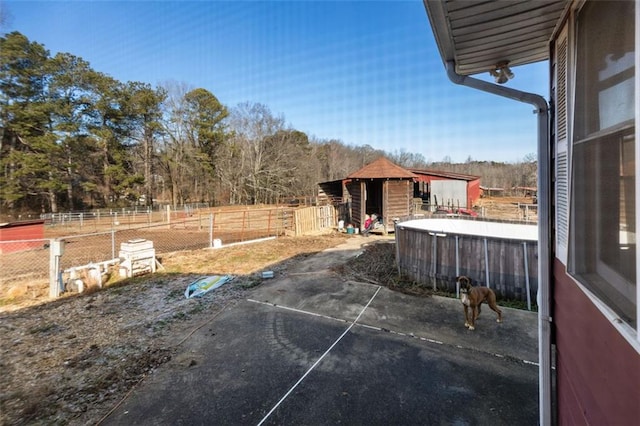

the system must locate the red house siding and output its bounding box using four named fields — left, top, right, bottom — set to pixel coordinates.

left=0, top=220, right=45, bottom=254
left=554, top=259, right=640, bottom=425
